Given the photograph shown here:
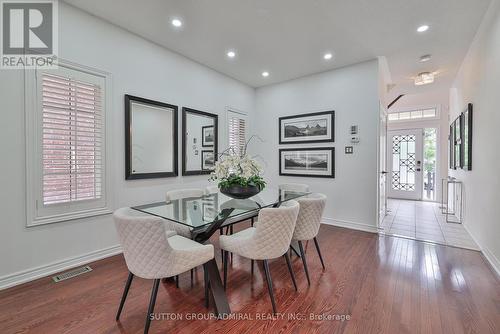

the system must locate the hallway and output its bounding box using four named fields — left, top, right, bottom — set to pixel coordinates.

left=380, top=199, right=479, bottom=250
